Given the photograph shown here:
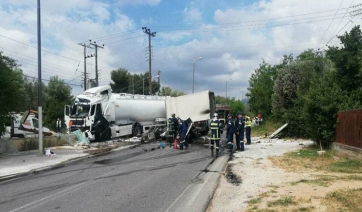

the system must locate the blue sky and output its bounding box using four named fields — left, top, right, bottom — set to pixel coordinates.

left=0, top=0, right=360, bottom=100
